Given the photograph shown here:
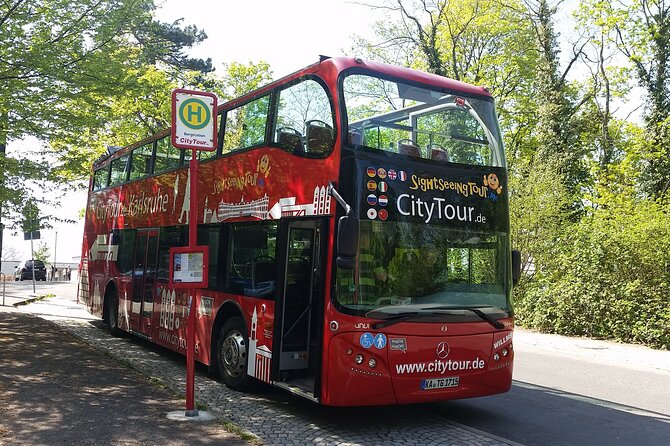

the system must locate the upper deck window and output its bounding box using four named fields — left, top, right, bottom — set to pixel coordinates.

left=155, top=137, right=181, bottom=173
left=223, top=95, right=271, bottom=154
left=109, top=155, right=129, bottom=186
left=272, top=78, right=334, bottom=157
left=129, top=144, right=154, bottom=181
left=342, top=73, right=504, bottom=167
left=93, top=166, right=109, bottom=191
